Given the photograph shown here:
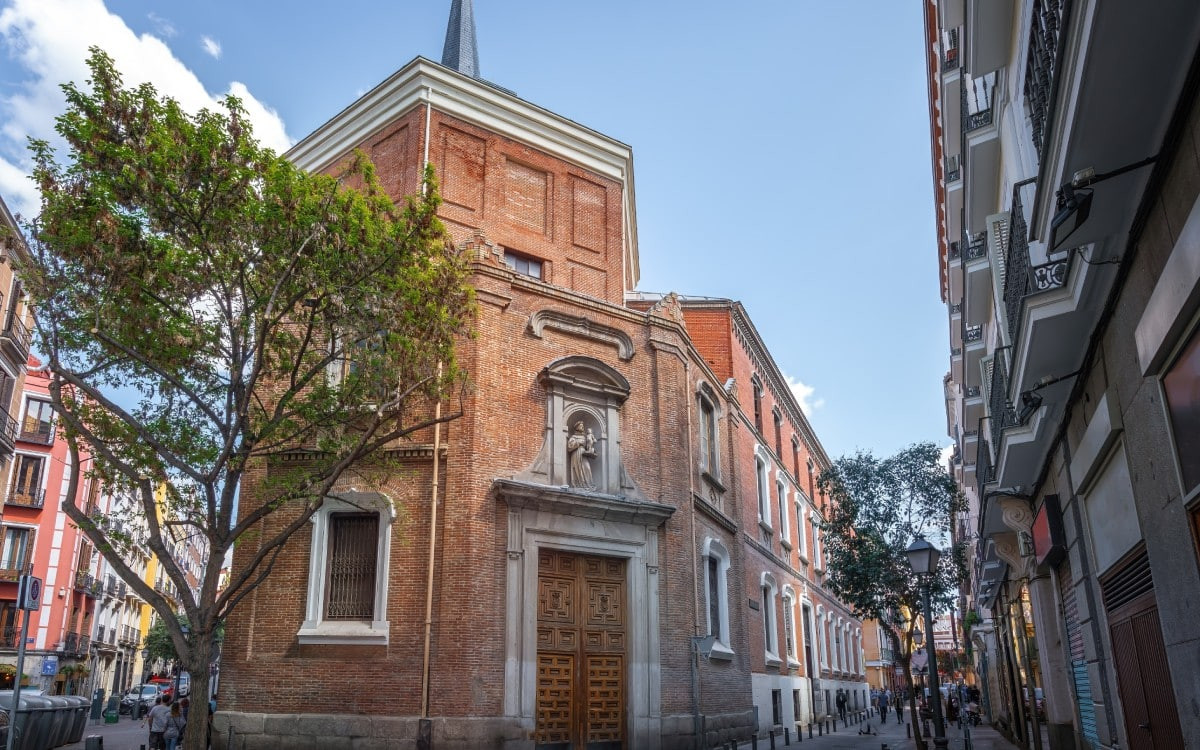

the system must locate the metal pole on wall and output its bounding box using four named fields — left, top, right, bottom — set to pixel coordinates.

left=7, top=575, right=38, bottom=750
